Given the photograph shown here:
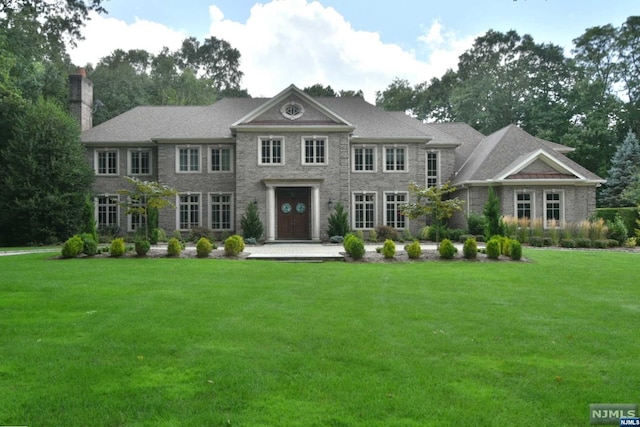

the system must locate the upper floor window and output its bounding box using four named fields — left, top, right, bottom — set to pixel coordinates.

left=303, top=137, right=326, bottom=165
left=95, top=150, right=118, bottom=175
left=384, top=146, right=406, bottom=172
left=177, top=146, right=200, bottom=173
left=210, top=146, right=233, bottom=172
left=427, top=151, right=439, bottom=187
left=353, top=146, right=376, bottom=172
left=128, top=149, right=151, bottom=175
left=259, top=137, right=283, bottom=165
